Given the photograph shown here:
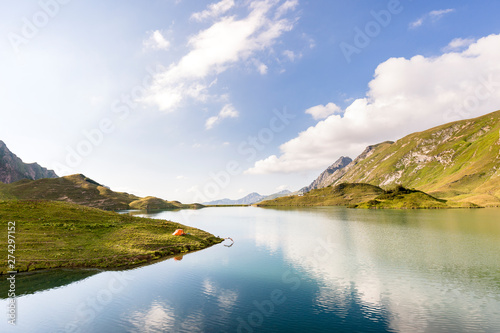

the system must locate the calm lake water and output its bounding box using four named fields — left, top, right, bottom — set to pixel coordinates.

left=2, top=207, right=500, bottom=333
